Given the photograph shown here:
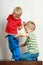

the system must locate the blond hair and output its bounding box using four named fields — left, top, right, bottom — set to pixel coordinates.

left=24, top=21, right=36, bottom=31
left=13, top=7, right=22, bottom=16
